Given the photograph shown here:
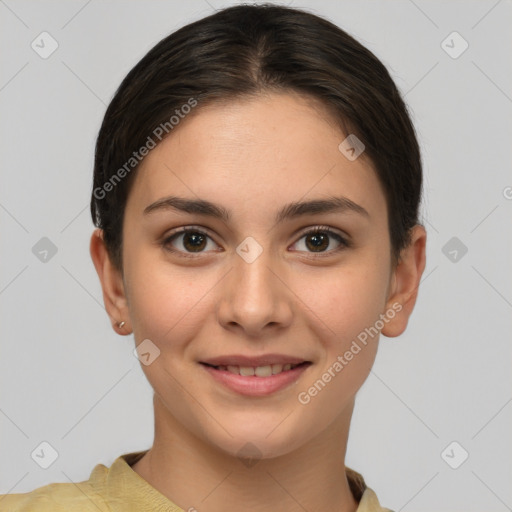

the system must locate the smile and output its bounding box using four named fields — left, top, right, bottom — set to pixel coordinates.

left=203, top=362, right=308, bottom=376
left=199, top=361, right=312, bottom=396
